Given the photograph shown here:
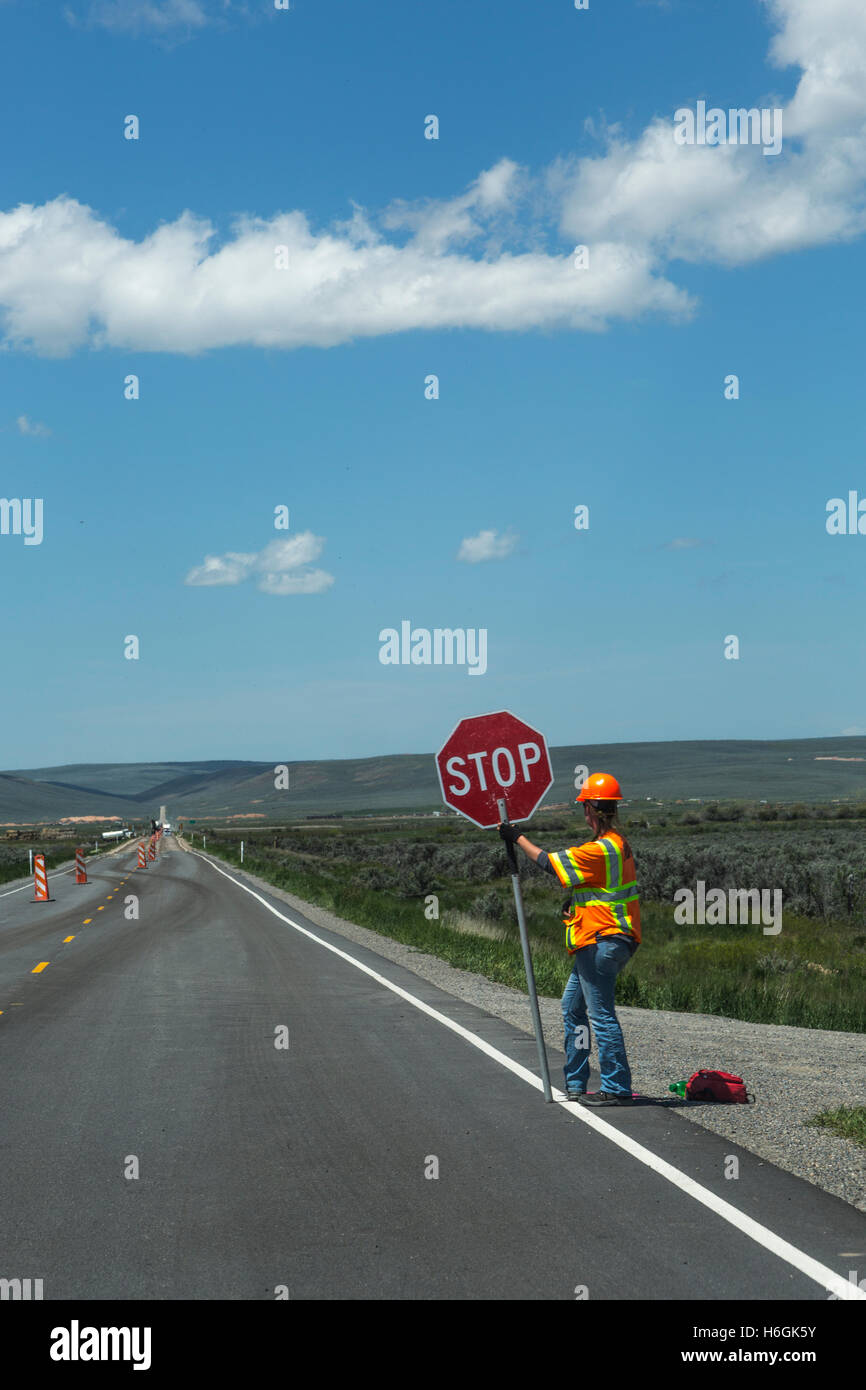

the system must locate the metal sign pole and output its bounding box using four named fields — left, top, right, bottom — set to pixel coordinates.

left=497, top=797, right=553, bottom=1102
